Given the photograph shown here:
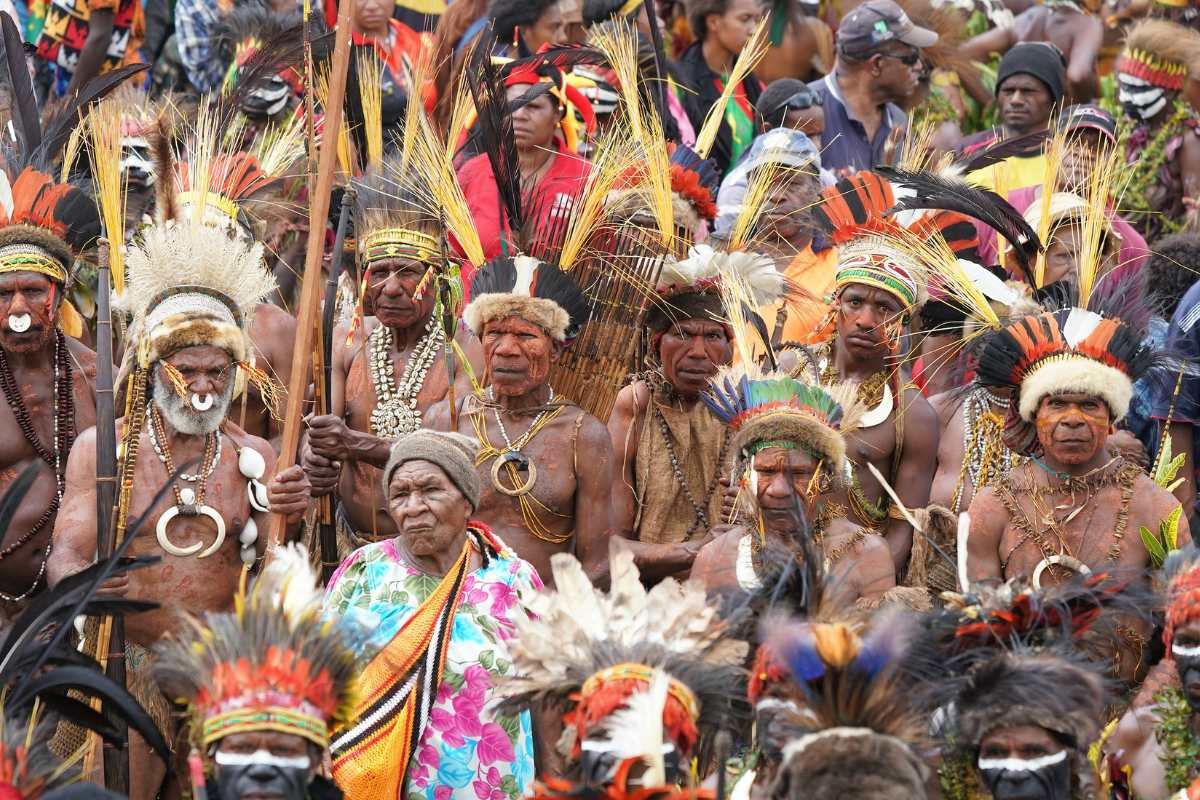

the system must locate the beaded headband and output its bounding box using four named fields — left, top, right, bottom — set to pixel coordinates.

left=202, top=704, right=330, bottom=748
left=0, top=243, right=69, bottom=283
left=581, top=662, right=701, bottom=723
left=835, top=247, right=921, bottom=311
left=1116, top=48, right=1188, bottom=90
left=360, top=228, right=440, bottom=266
